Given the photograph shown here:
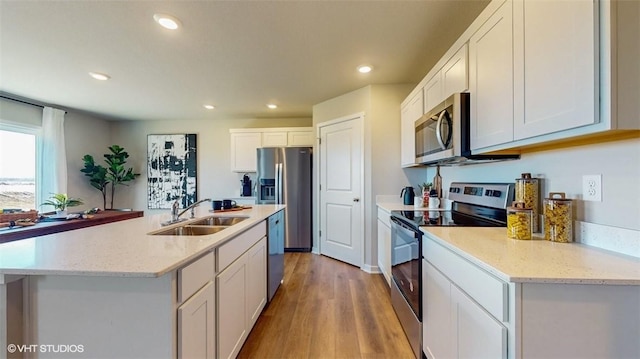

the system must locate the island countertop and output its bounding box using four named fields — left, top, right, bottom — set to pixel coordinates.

left=423, top=226, right=640, bottom=285
left=0, top=205, right=285, bottom=278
